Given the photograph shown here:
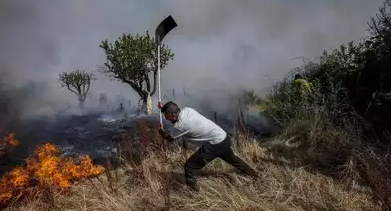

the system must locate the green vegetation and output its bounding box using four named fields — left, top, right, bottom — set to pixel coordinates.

left=58, top=69, right=95, bottom=112
left=8, top=0, right=391, bottom=210
left=264, top=1, right=391, bottom=138
left=247, top=1, right=391, bottom=209
left=99, top=31, right=174, bottom=112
